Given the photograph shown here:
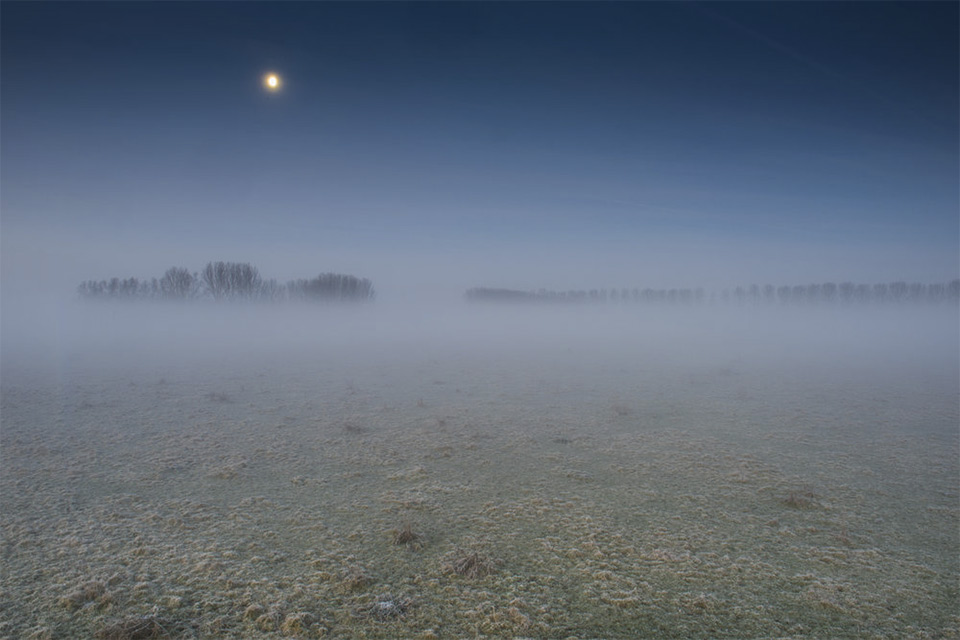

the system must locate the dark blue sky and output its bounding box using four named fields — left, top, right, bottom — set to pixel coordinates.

left=2, top=2, right=957, bottom=296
